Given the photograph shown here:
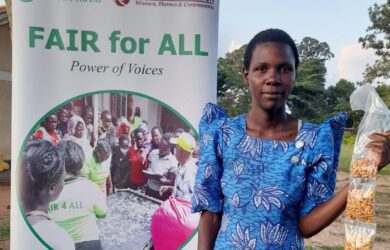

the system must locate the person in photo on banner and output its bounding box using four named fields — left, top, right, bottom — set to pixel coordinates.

left=33, top=114, right=61, bottom=146
left=49, top=140, right=106, bottom=250
left=81, top=105, right=96, bottom=147
left=62, top=116, right=93, bottom=164
left=57, top=108, right=70, bottom=138
left=130, top=106, right=143, bottom=132
left=160, top=132, right=198, bottom=201
left=192, top=29, right=390, bottom=249
left=111, top=134, right=132, bottom=190
left=80, top=139, right=112, bottom=195
left=145, top=132, right=178, bottom=200
left=98, top=110, right=116, bottom=150
left=19, top=140, right=74, bottom=250
left=128, top=127, right=149, bottom=190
